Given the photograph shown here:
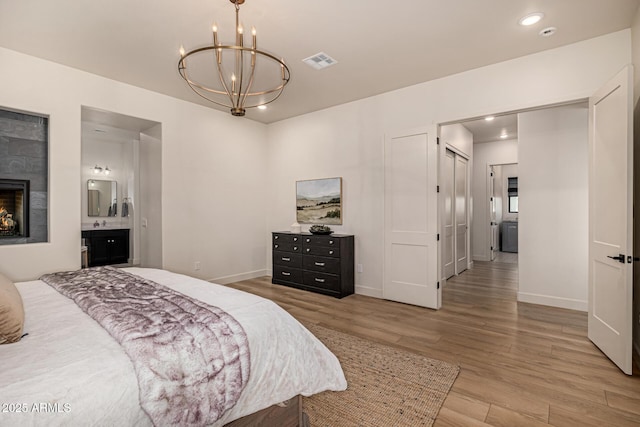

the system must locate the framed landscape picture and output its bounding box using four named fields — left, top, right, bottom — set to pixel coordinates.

left=296, top=177, right=342, bottom=225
